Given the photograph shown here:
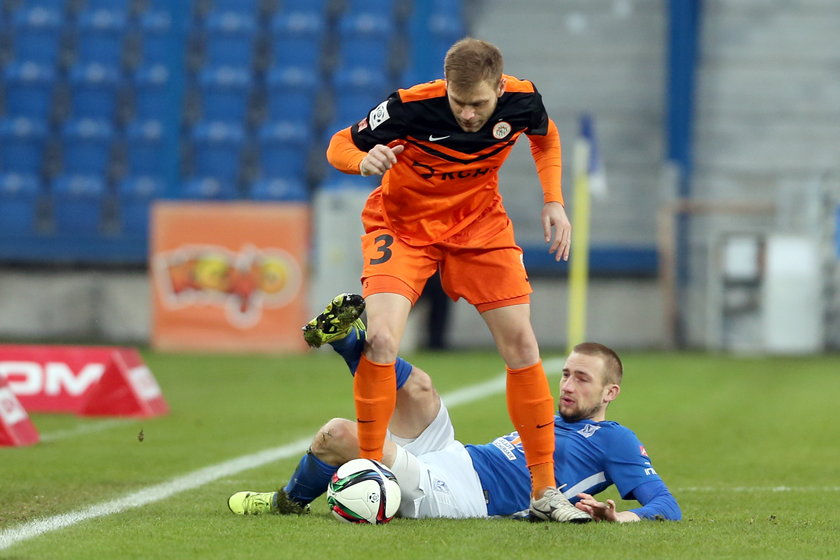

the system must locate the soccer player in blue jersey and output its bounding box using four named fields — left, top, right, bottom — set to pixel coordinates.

left=228, top=296, right=680, bottom=522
